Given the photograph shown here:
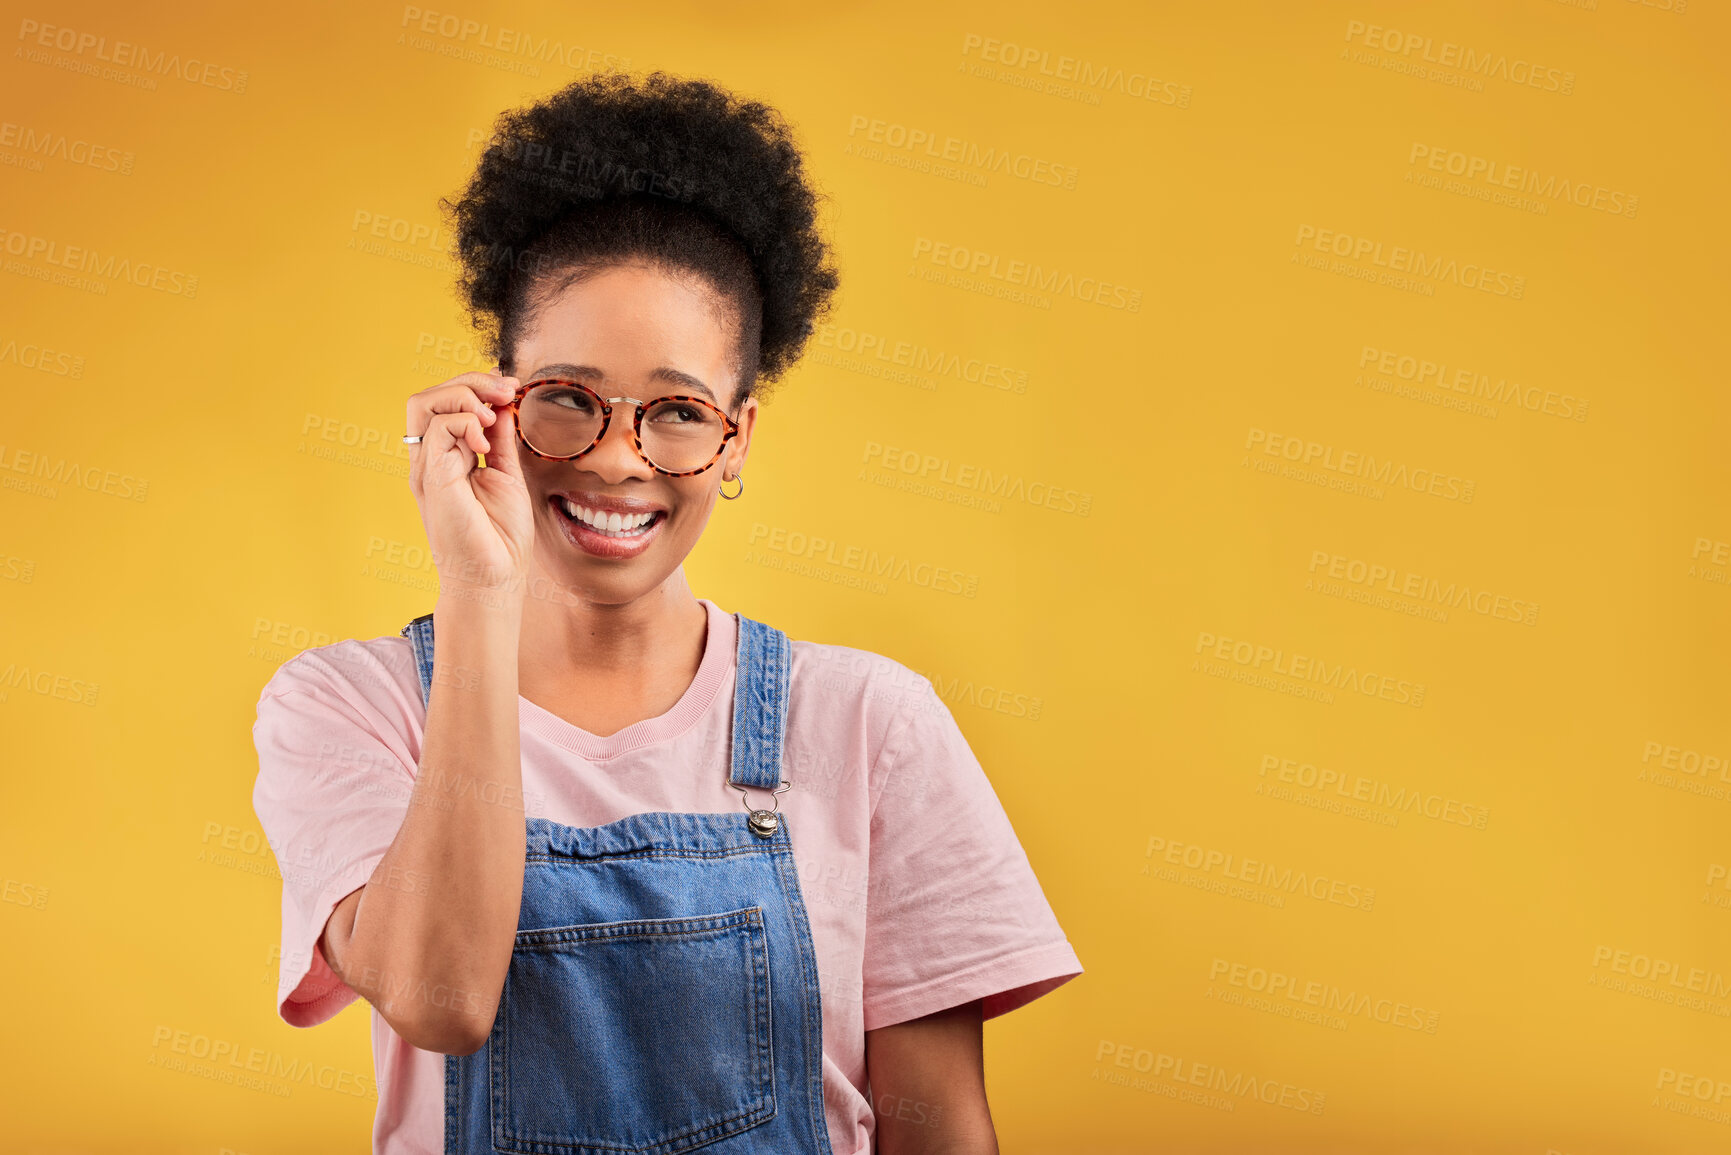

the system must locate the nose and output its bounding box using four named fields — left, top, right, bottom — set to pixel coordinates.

left=574, top=403, right=655, bottom=482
